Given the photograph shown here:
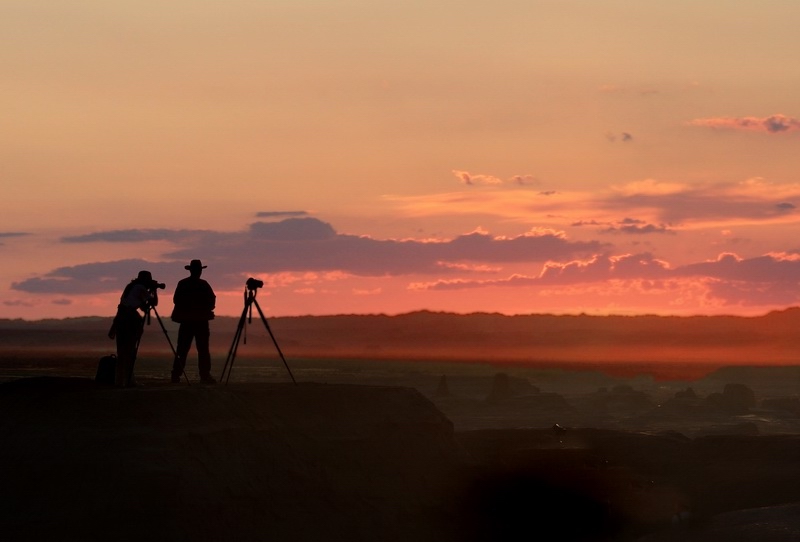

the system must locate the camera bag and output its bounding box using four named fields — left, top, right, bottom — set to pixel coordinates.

left=95, top=354, right=117, bottom=385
